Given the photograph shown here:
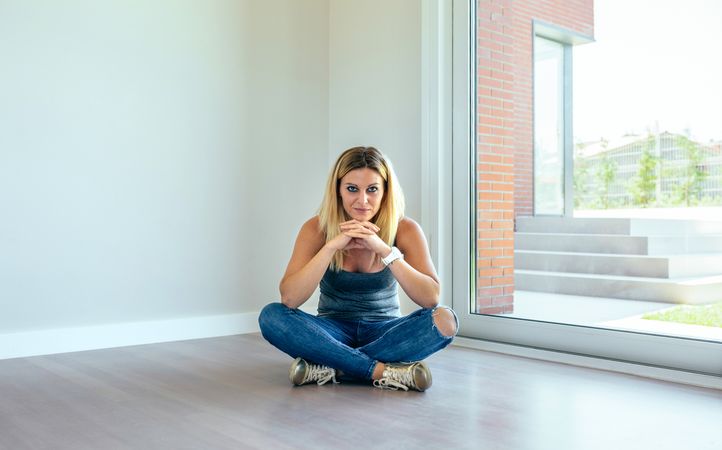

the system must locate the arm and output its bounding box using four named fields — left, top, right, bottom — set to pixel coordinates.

left=388, top=218, right=440, bottom=308
left=343, top=217, right=440, bottom=308
left=278, top=217, right=333, bottom=308
left=278, top=217, right=362, bottom=308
